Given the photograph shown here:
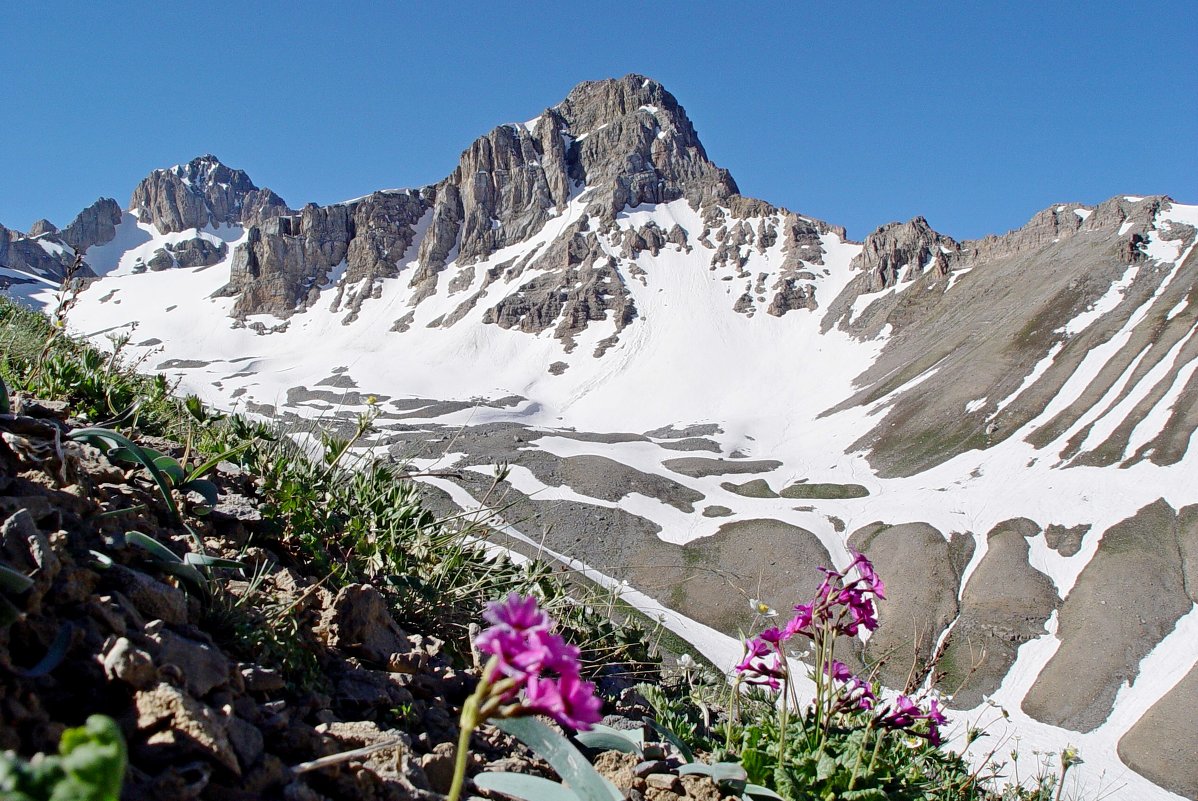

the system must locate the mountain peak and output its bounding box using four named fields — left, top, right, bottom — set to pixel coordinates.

left=131, top=155, right=289, bottom=234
